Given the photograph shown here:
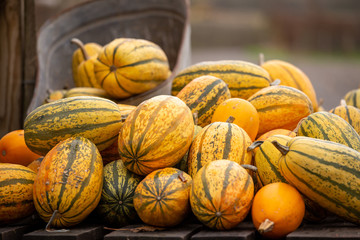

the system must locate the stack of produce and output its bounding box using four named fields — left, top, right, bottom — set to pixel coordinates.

left=0, top=39, right=359, bottom=239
